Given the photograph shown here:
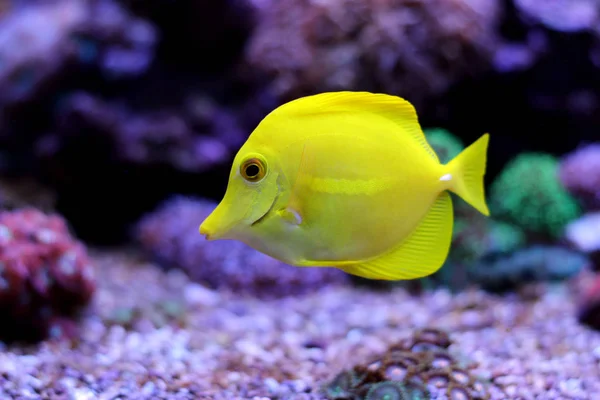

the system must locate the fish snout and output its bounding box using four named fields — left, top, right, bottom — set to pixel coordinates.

left=199, top=222, right=211, bottom=240
left=199, top=219, right=221, bottom=241
left=198, top=203, right=237, bottom=241
left=199, top=223, right=212, bottom=240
